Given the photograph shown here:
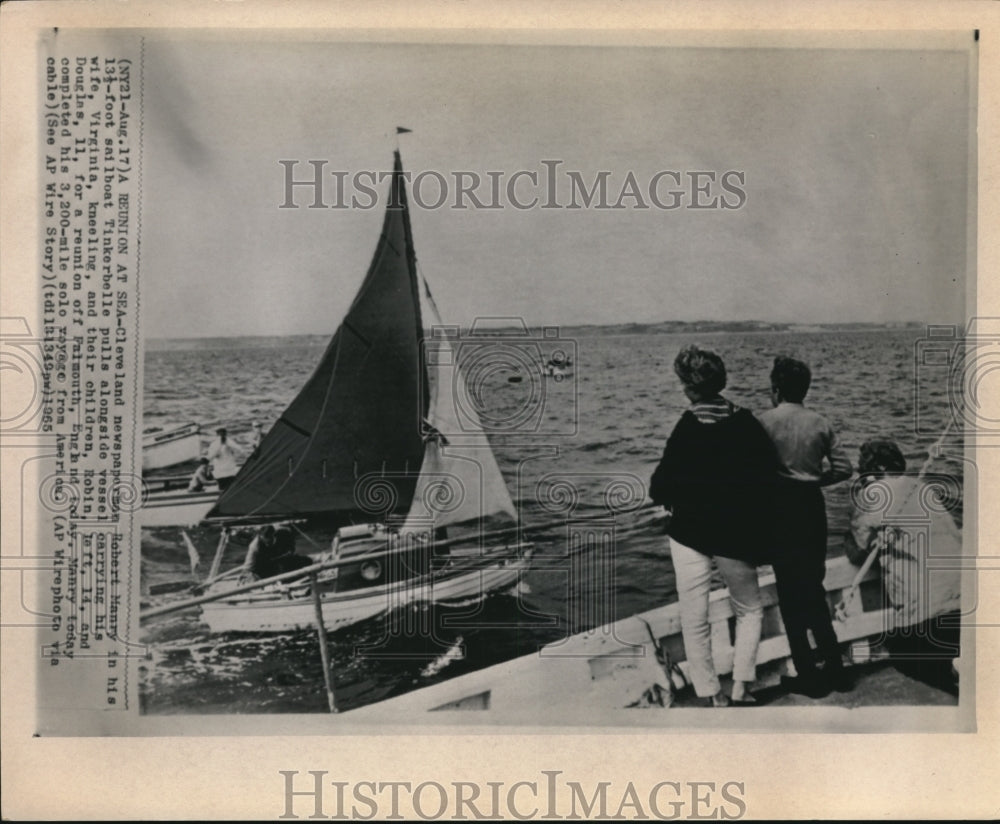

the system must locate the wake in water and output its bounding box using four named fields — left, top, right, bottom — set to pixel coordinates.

left=421, top=636, right=465, bottom=677
left=439, top=593, right=488, bottom=609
